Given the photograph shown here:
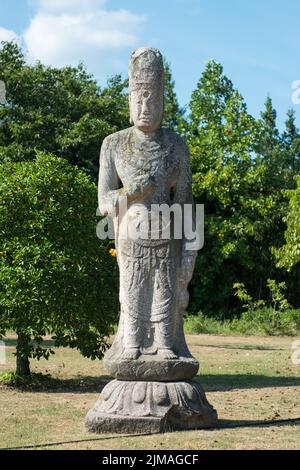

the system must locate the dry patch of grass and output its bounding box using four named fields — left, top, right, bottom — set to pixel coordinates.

left=0, top=334, right=299, bottom=450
